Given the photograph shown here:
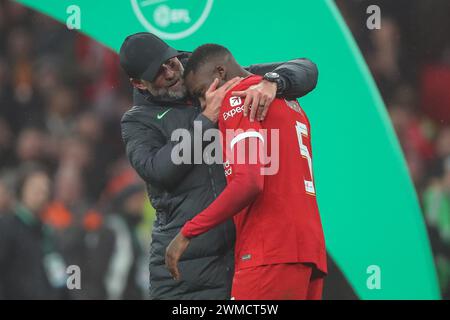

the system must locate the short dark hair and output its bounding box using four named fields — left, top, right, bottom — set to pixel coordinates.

left=184, top=44, right=231, bottom=77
